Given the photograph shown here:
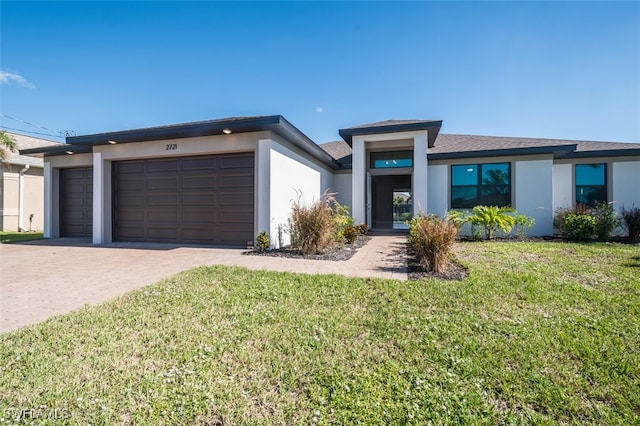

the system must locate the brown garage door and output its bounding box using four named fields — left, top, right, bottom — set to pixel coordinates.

left=113, top=153, right=254, bottom=246
left=60, top=167, right=93, bottom=238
